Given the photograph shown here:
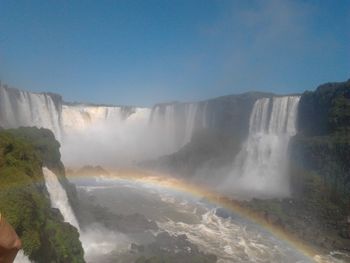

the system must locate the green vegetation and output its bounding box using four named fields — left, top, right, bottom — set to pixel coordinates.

left=294, top=80, right=350, bottom=206
left=0, top=127, right=84, bottom=263
left=298, top=79, right=350, bottom=136
left=6, top=127, right=64, bottom=173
